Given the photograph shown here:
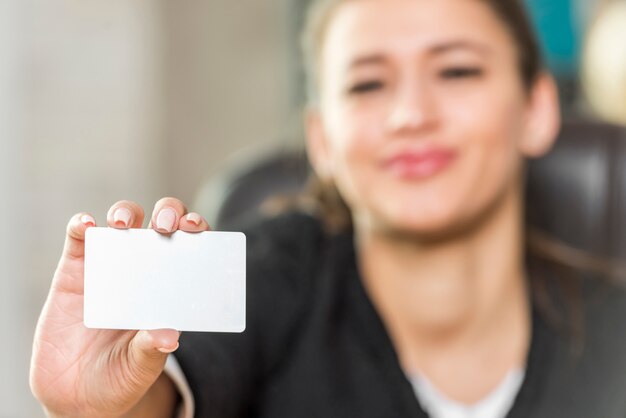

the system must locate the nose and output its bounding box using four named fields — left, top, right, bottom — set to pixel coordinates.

left=387, top=79, right=437, bottom=135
